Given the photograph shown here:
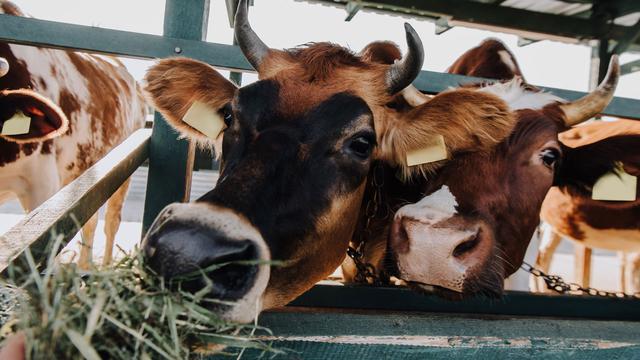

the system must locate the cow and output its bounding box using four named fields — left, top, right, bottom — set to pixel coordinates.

left=140, top=0, right=518, bottom=323
left=444, top=38, right=640, bottom=294
left=535, top=119, right=640, bottom=293
left=447, top=38, right=525, bottom=82
left=343, top=43, right=633, bottom=298
left=0, top=1, right=146, bottom=268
